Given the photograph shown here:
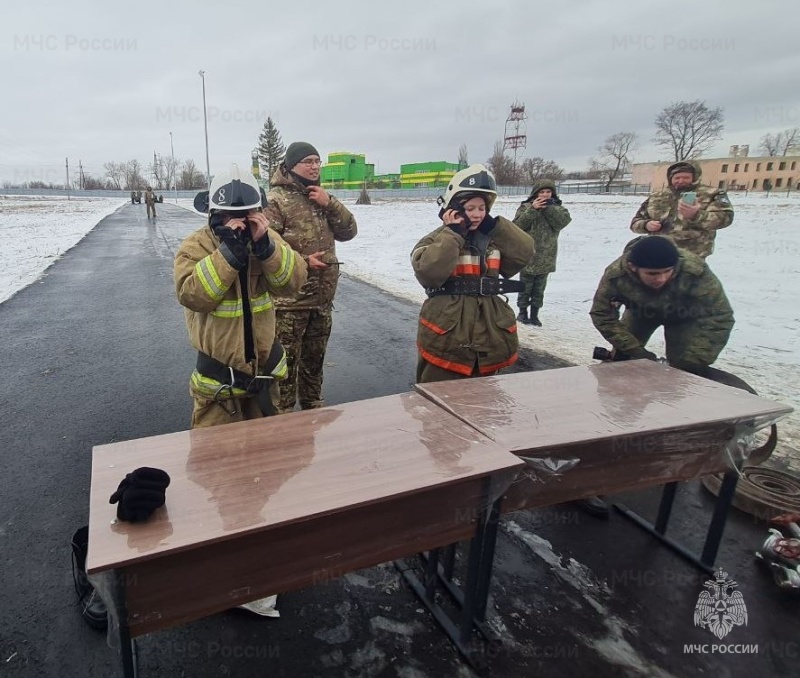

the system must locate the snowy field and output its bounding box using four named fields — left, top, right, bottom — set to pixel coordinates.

left=2, top=192, right=798, bottom=463
left=0, top=195, right=126, bottom=304
left=336, top=192, right=800, bottom=461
